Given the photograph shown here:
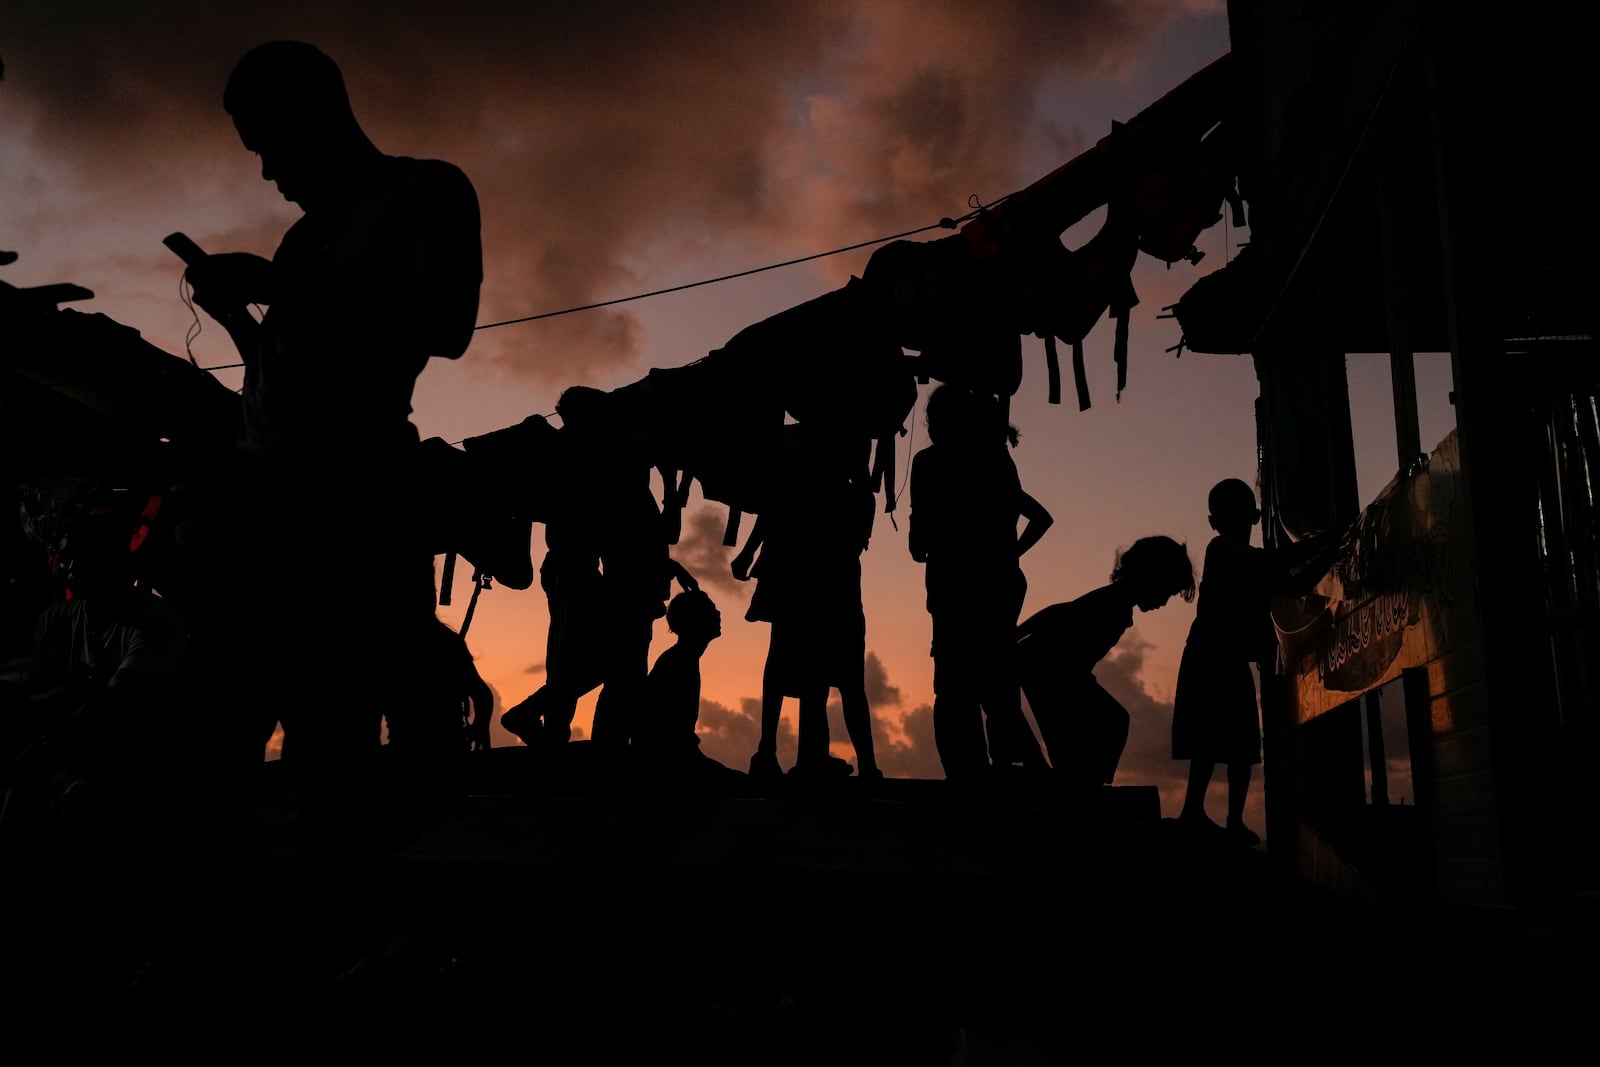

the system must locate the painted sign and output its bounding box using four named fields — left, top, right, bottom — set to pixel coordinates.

left=1278, top=430, right=1478, bottom=710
